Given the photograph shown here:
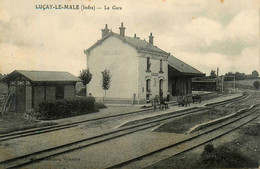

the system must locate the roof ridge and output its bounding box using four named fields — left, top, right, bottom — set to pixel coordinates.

left=16, top=70, right=70, bottom=73
left=112, top=32, right=169, bottom=55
